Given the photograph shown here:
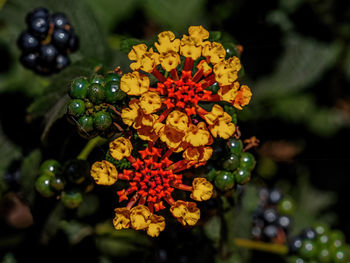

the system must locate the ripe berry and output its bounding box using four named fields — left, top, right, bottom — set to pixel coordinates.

left=258, top=187, right=270, bottom=204
left=39, top=44, right=58, bottom=65
left=227, top=138, right=243, bottom=155
left=87, top=83, right=105, bottom=104
left=51, top=12, right=70, bottom=29
left=302, top=227, right=317, bottom=240
left=67, top=99, right=85, bottom=117
left=61, top=191, right=83, bottom=209
left=289, top=236, right=303, bottom=253
left=269, top=189, right=283, bottom=204
left=263, top=208, right=278, bottom=224
left=26, top=7, right=49, bottom=25
left=51, top=29, right=71, bottom=50
left=40, top=159, right=61, bottom=177
left=55, top=54, right=70, bottom=71
left=263, top=224, right=278, bottom=239
left=69, top=77, right=89, bottom=99
left=233, top=167, right=251, bottom=184
left=28, top=16, right=49, bottom=39
left=63, top=159, right=89, bottom=184
left=35, top=174, right=55, bottom=197
left=251, top=225, right=263, bottom=239
left=278, top=215, right=291, bottom=229
left=222, top=153, right=240, bottom=171
left=17, top=32, right=39, bottom=52
left=77, top=115, right=94, bottom=133
left=93, top=111, right=112, bottom=131
left=49, top=174, right=65, bottom=191
left=20, top=53, right=38, bottom=69
left=104, top=81, right=125, bottom=103
left=214, top=171, right=235, bottom=191
left=68, top=35, right=79, bottom=52
left=287, top=256, right=305, bottom=263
